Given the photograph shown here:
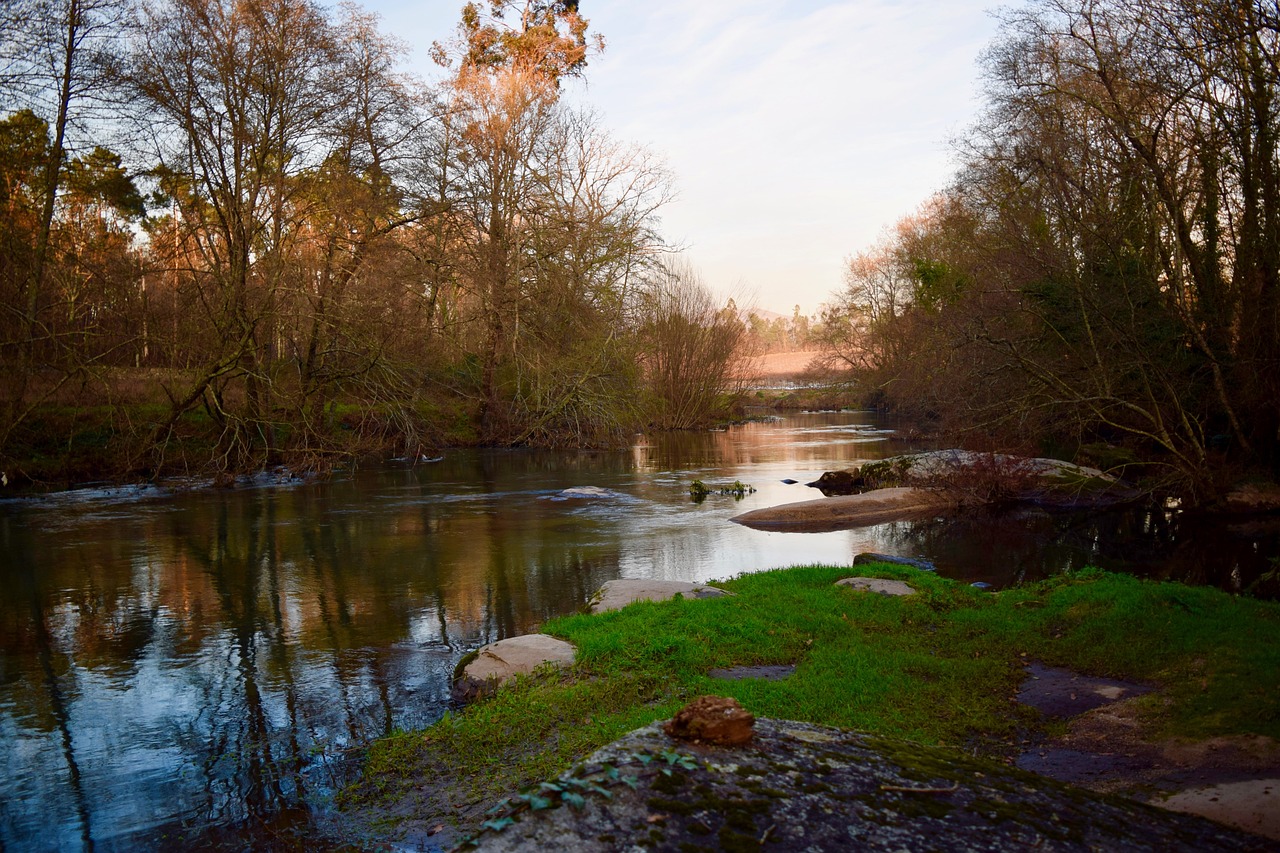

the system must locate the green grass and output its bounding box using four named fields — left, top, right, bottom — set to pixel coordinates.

left=348, top=566, right=1280, bottom=828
